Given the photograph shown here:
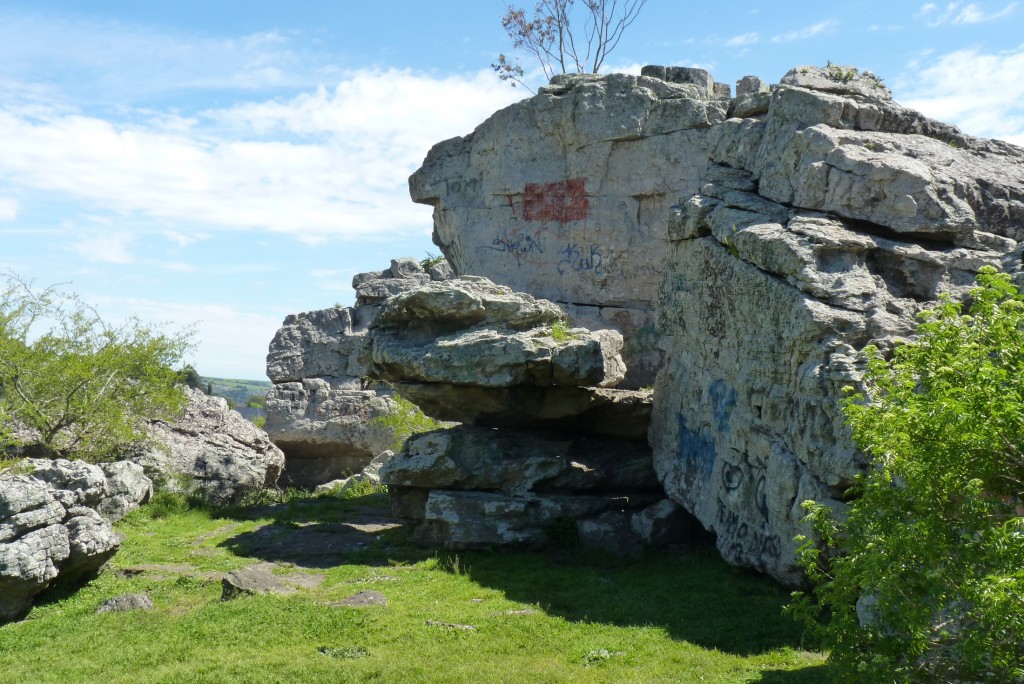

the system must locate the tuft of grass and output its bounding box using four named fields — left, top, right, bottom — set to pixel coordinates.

left=370, top=393, right=443, bottom=452
left=420, top=252, right=446, bottom=269
left=551, top=318, right=577, bottom=344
